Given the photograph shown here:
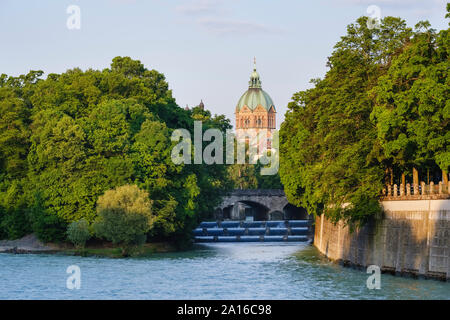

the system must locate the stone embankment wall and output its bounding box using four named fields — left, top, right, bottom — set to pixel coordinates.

left=314, top=198, right=450, bottom=280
